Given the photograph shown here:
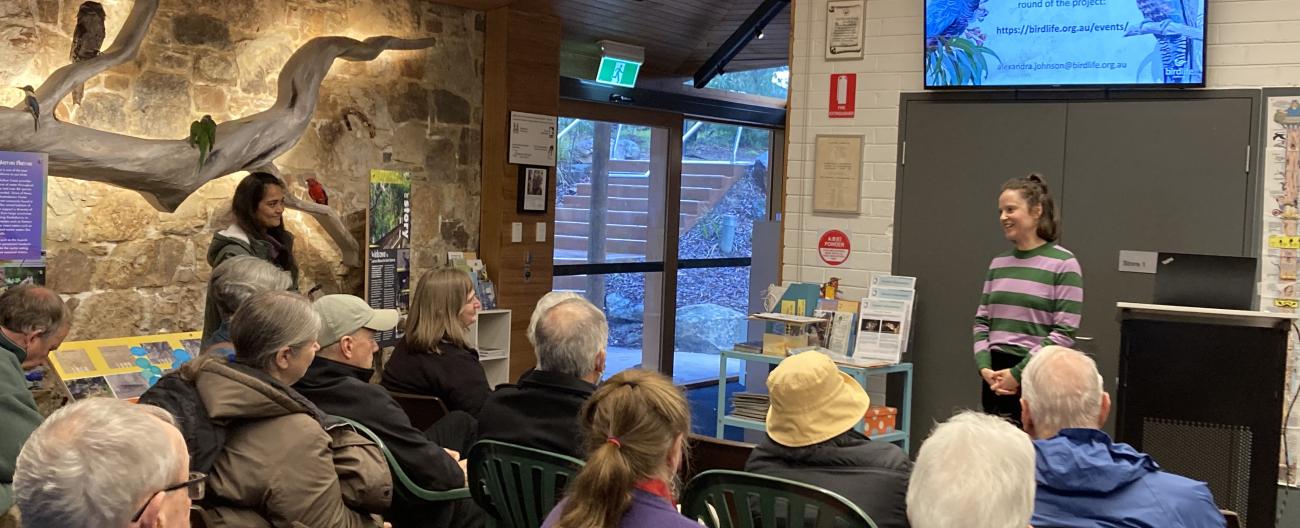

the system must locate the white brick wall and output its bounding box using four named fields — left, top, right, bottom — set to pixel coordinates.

left=783, top=0, right=1300, bottom=298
